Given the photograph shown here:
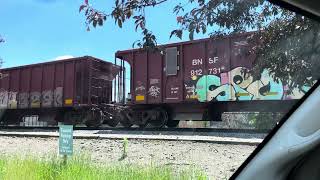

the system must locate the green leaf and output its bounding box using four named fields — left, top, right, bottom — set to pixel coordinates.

left=118, top=20, right=123, bottom=28
left=201, top=26, right=206, bottom=34
left=126, top=11, right=132, bottom=19
left=98, top=19, right=103, bottom=26
left=189, top=30, right=194, bottom=40
left=170, top=30, right=183, bottom=39
left=79, top=5, right=86, bottom=13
